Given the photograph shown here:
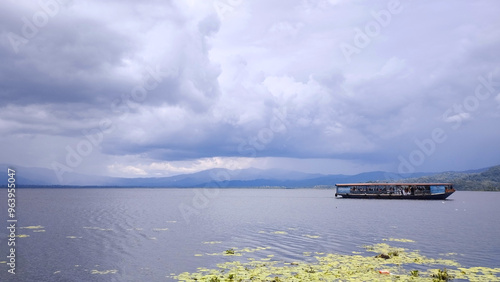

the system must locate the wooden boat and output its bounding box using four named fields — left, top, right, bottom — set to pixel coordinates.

left=335, top=183, right=455, bottom=200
